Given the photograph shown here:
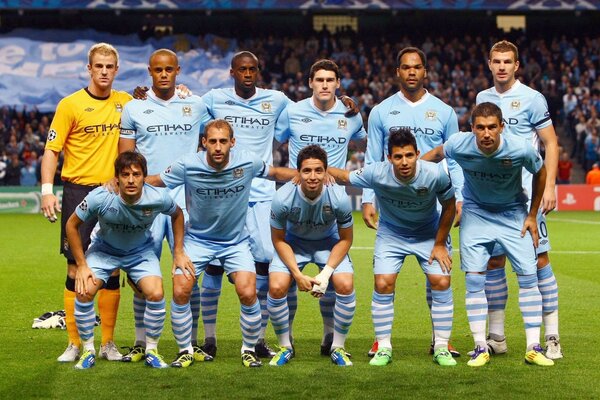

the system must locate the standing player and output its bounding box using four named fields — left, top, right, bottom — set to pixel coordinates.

left=146, top=119, right=297, bottom=368
left=268, top=145, right=356, bottom=367
left=66, top=152, right=188, bottom=369
left=274, top=59, right=366, bottom=354
left=40, top=43, right=131, bottom=362
left=423, top=102, right=553, bottom=367
left=362, top=47, right=463, bottom=358
left=118, top=48, right=212, bottom=363
left=476, top=40, right=562, bottom=359
left=328, top=128, right=457, bottom=367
